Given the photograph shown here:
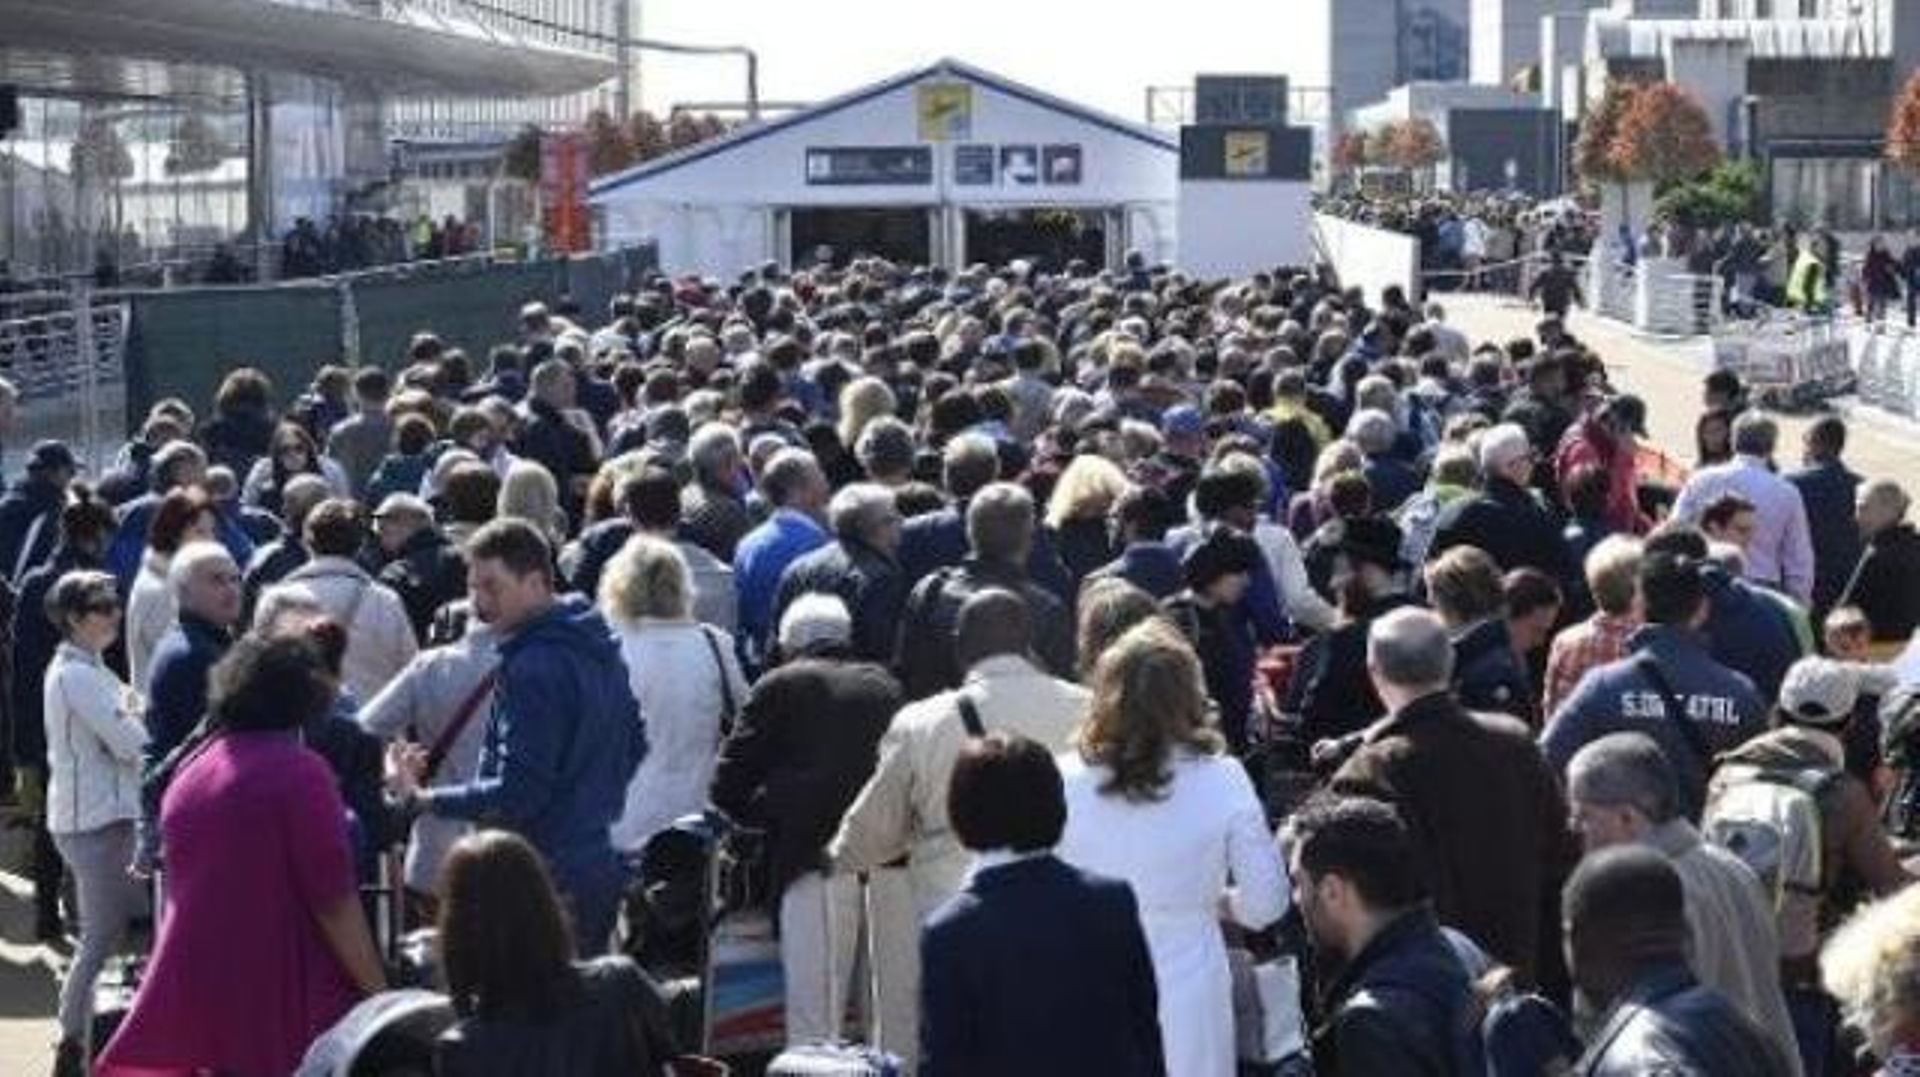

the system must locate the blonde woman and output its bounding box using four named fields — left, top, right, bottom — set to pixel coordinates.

left=1055, top=621, right=1288, bottom=1076
left=497, top=459, right=567, bottom=546
left=598, top=535, right=747, bottom=852
left=1285, top=438, right=1367, bottom=539
left=1822, top=884, right=1920, bottom=1072
left=1045, top=454, right=1132, bottom=589
left=837, top=376, right=898, bottom=454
